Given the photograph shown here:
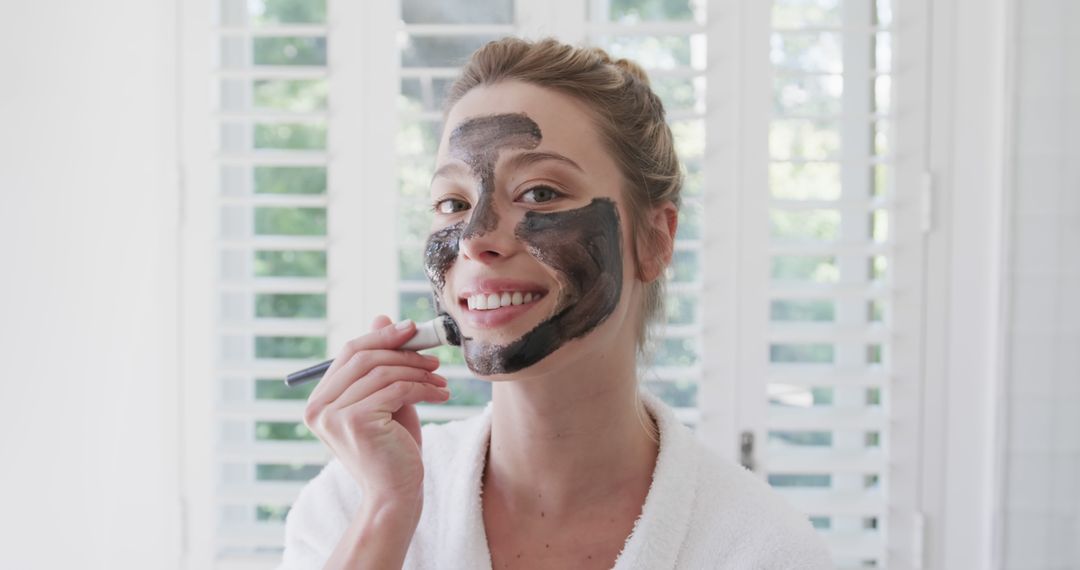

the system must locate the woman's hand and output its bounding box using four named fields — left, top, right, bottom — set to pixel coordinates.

left=303, top=315, right=450, bottom=506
